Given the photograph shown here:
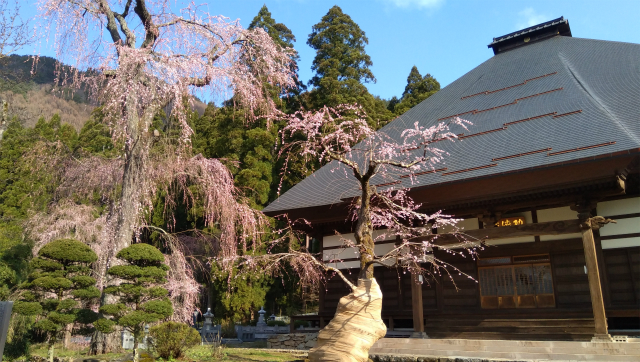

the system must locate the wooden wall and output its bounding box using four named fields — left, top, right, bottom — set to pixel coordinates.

left=552, top=249, right=592, bottom=309
left=319, top=241, right=639, bottom=319
left=603, top=247, right=640, bottom=308
left=318, top=196, right=639, bottom=330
